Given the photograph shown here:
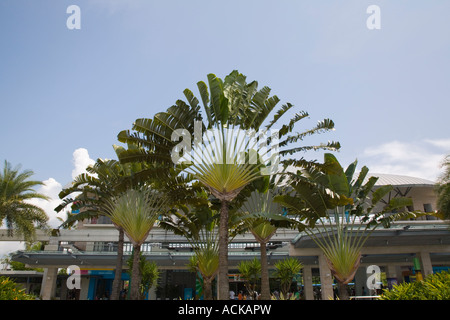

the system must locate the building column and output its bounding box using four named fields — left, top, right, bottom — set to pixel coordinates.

left=417, top=251, right=433, bottom=277
left=386, top=264, right=400, bottom=289
left=302, top=265, right=314, bottom=300
left=40, top=267, right=58, bottom=300
left=318, top=254, right=333, bottom=300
